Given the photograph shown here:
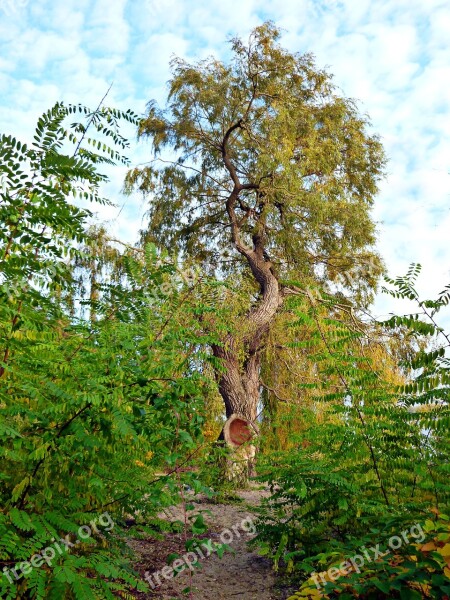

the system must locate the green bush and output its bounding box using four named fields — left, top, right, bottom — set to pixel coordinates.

left=254, top=270, right=450, bottom=598
left=0, top=104, right=215, bottom=598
